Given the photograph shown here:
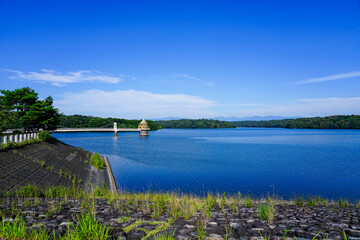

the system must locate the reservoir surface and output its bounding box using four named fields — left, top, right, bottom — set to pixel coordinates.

left=53, top=128, right=360, bottom=200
